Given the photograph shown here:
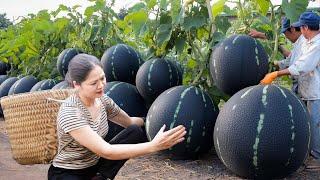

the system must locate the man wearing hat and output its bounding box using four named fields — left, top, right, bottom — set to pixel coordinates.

left=275, top=17, right=304, bottom=70
left=275, top=17, right=305, bottom=94
left=248, top=17, right=303, bottom=59
left=260, top=11, right=320, bottom=169
left=249, top=17, right=305, bottom=94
